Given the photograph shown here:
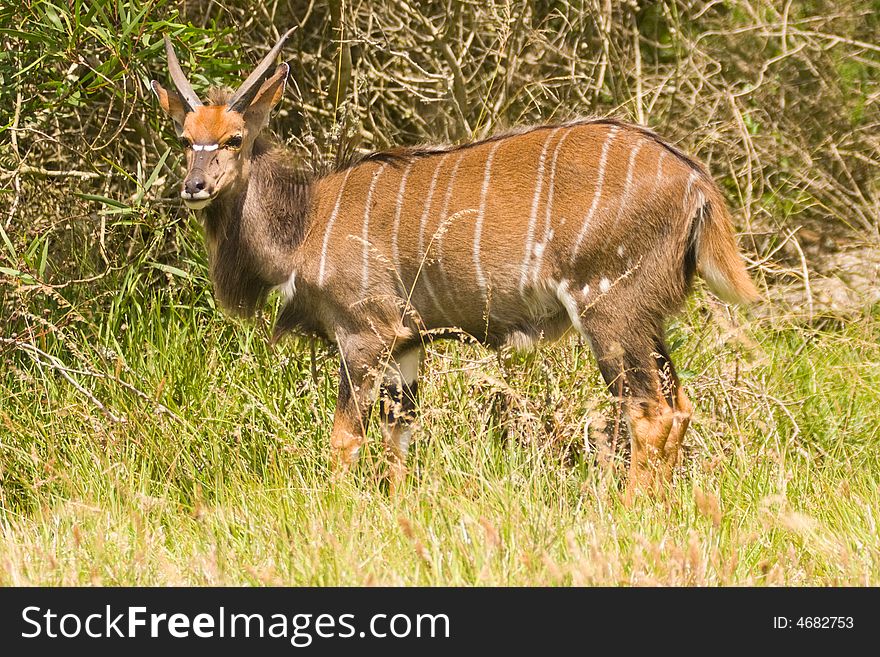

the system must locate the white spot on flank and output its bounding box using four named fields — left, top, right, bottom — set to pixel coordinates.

left=582, top=283, right=590, bottom=296
left=617, top=245, right=625, bottom=257
left=573, top=126, right=619, bottom=257
left=599, top=277, right=611, bottom=294
left=474, top=140, right=504, bottom=293
left=519, top=127, right=561, bottom=291
left=361, top=163, right=388, bottom=296
left=318, top=168, right=354, bottom=286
